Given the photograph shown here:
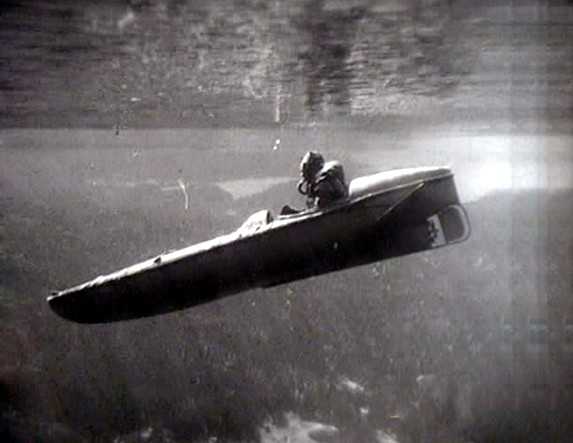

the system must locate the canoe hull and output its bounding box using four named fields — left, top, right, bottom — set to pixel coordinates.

left=48, top=169, right=469, bottom=323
